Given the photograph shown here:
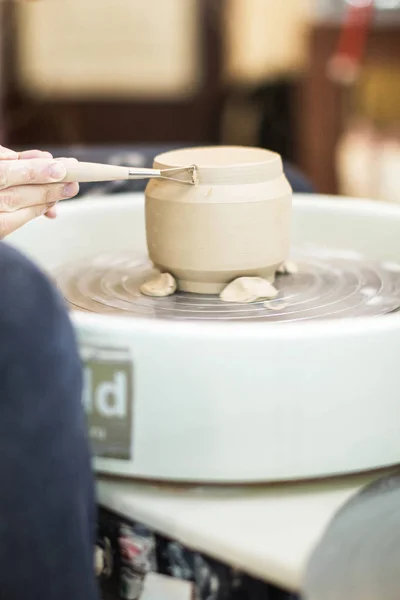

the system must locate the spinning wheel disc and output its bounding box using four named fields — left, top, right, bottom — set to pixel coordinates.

left=56, top=249, right=400, bottom=322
